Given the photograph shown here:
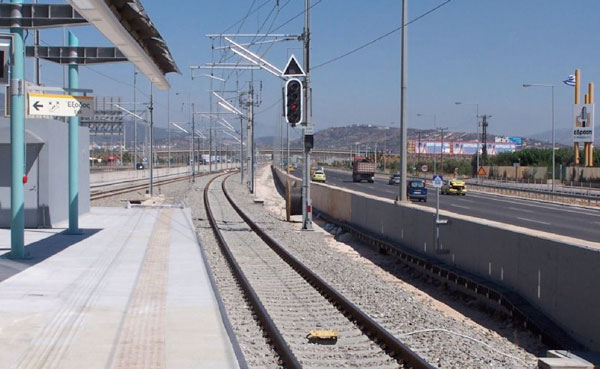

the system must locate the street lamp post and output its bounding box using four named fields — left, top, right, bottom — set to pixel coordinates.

left=523, top=83, right=555, bottom=193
